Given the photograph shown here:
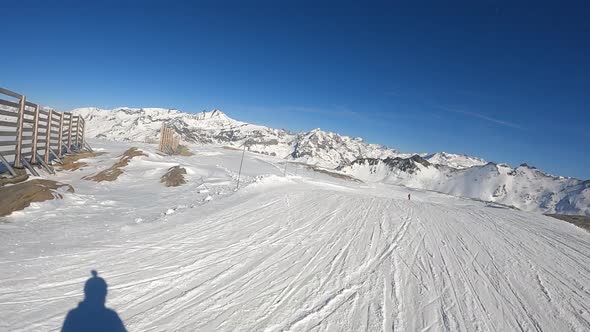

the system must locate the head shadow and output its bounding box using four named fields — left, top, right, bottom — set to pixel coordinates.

left=61, top=270, right=127, bottom=332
